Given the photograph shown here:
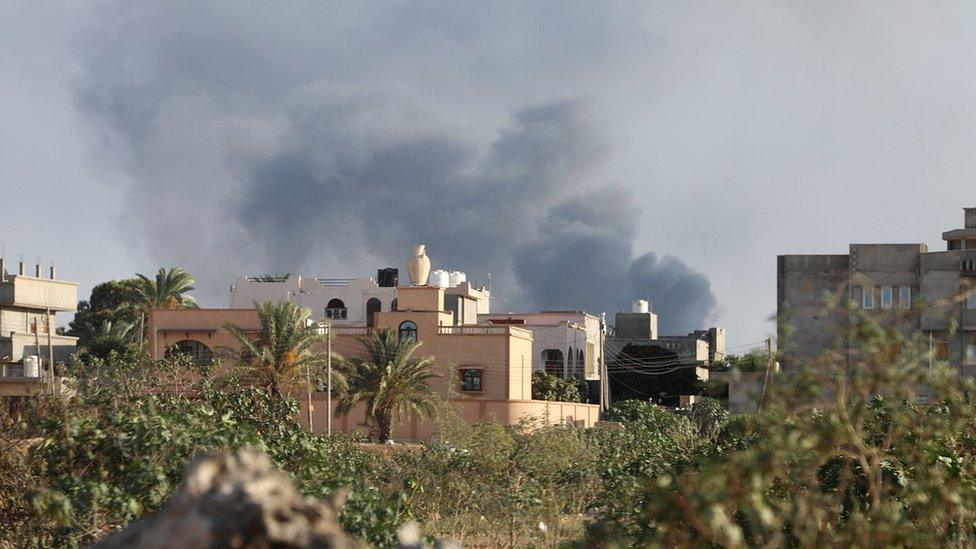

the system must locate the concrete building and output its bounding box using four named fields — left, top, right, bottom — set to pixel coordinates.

left=0, top=259, right=78, bottom=396
left=149, top=248, right=596, bottom=440
left=478, top=311, right=603, bottom=381
left=229, top=269, right=491, bottom=328
left=778, top=207, right=976, bottom=373
left=604, top=300, right=724, bottom=406
left=229, top=272, right=397, bottom=327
